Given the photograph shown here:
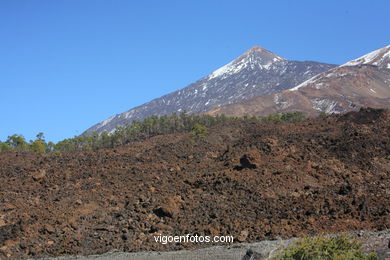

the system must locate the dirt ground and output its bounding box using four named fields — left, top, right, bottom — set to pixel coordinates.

left=0, top=108, right=389, bottom=259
